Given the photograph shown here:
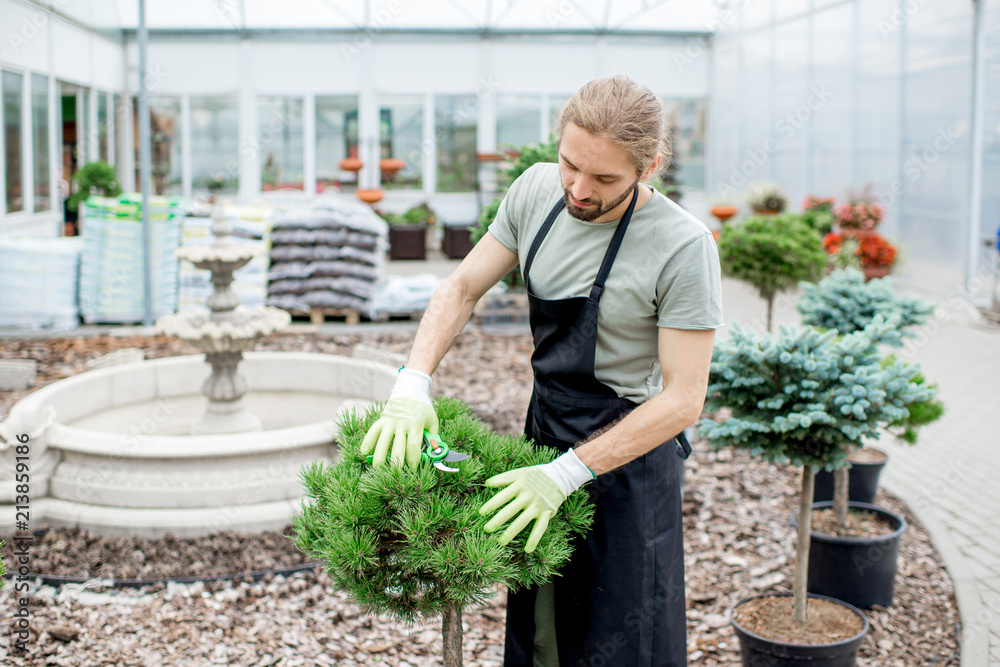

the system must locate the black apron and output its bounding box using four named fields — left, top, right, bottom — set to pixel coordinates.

left=504, top=189, right=691, bottom=667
